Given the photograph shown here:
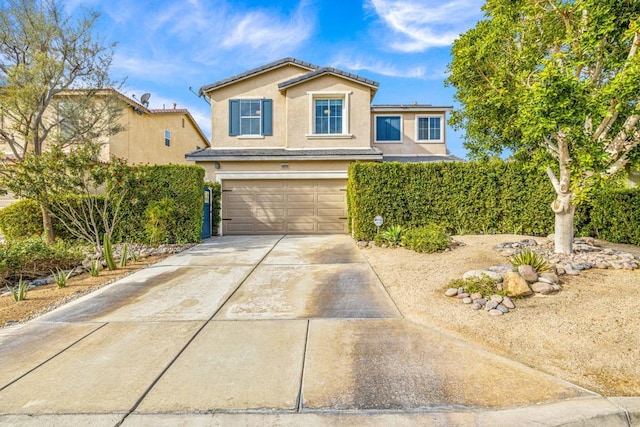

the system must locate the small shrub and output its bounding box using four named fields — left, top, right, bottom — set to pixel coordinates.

left=401, top=224, right=450, bottom=253
left=144, top=198, right=176, bottom=245
left=0, top=199, right=42, bottom=240
left=448, top=274, right=507, bottom=297
left=509, top=250, right=551, bottom=273
left=119, top=244, right=128, bottom=267
left=52, top=268, right=73, bottom=288
left=88, top=260, right=100, bottom=277
left=376, top=225, right=406, bottom=247
left=6, top=277, right=29, bottom=301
